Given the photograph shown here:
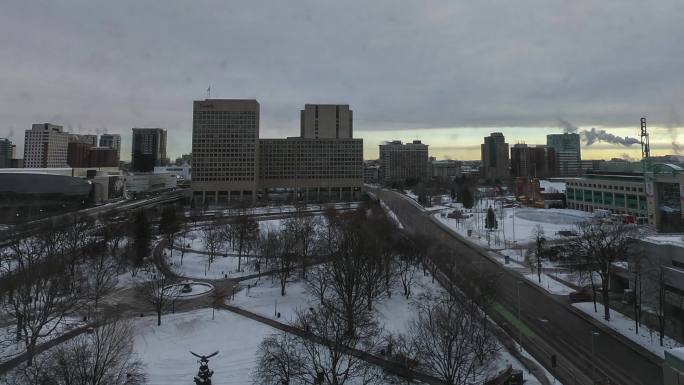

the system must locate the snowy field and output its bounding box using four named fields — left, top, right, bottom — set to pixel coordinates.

left=0, top=316, right=85, bottom=363
left=133, top=308, right=274, bottom=385
left=573, top=302, right=683, bottom=358
left=168, top=251, right=257, bottom=279
left=523, top=273, right=575, bottom=295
